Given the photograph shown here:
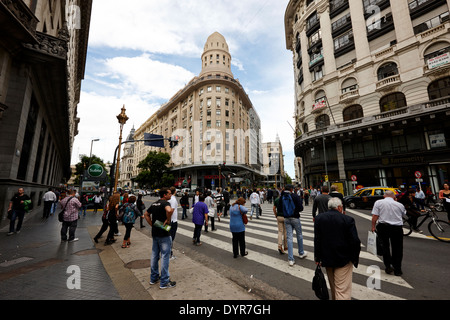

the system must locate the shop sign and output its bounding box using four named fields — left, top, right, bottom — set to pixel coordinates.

left=427, top=52, right=450, bottom=70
